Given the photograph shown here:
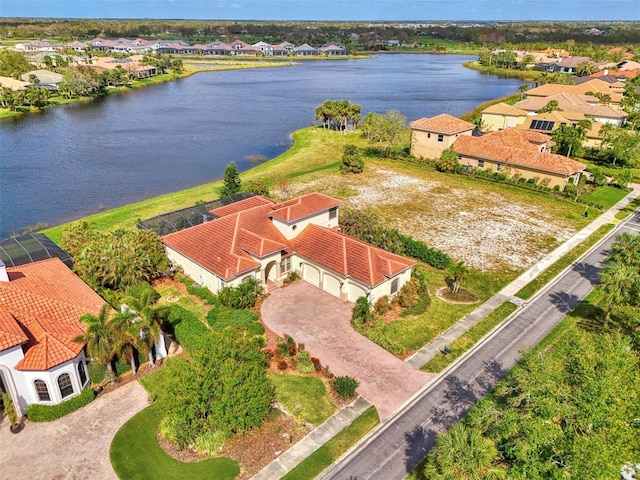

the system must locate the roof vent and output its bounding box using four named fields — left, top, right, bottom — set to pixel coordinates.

left=0, top=259, right=9, bottom=282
